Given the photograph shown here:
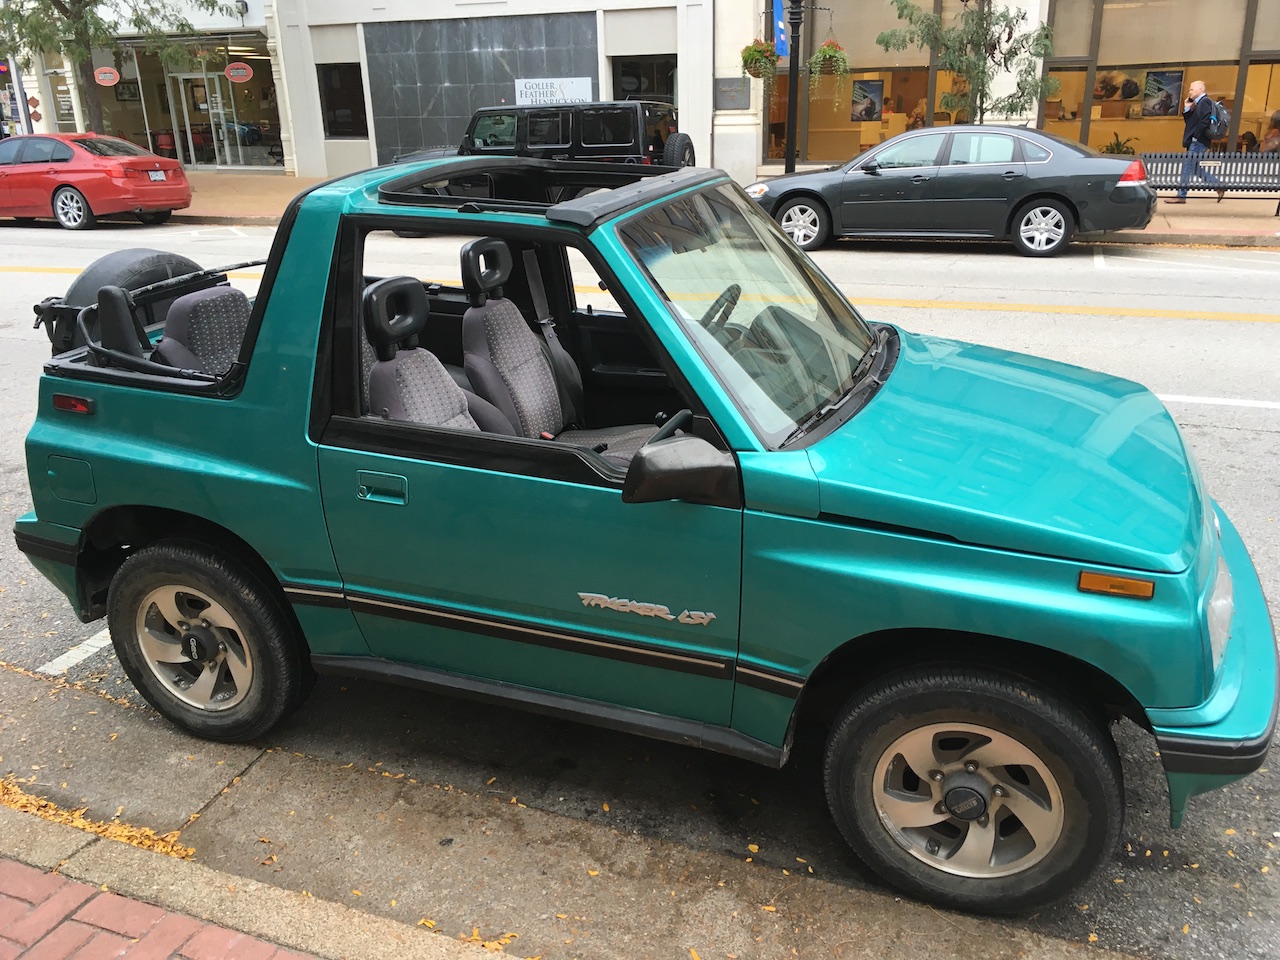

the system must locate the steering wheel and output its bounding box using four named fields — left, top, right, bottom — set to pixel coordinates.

left=648, top=408, right=693, bottom=444
left=698, top=283, right=742, bottom=332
